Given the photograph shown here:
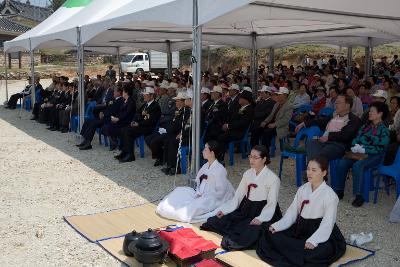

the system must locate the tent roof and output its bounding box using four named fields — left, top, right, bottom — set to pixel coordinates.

left=5, top=0, right=400, bottom=53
